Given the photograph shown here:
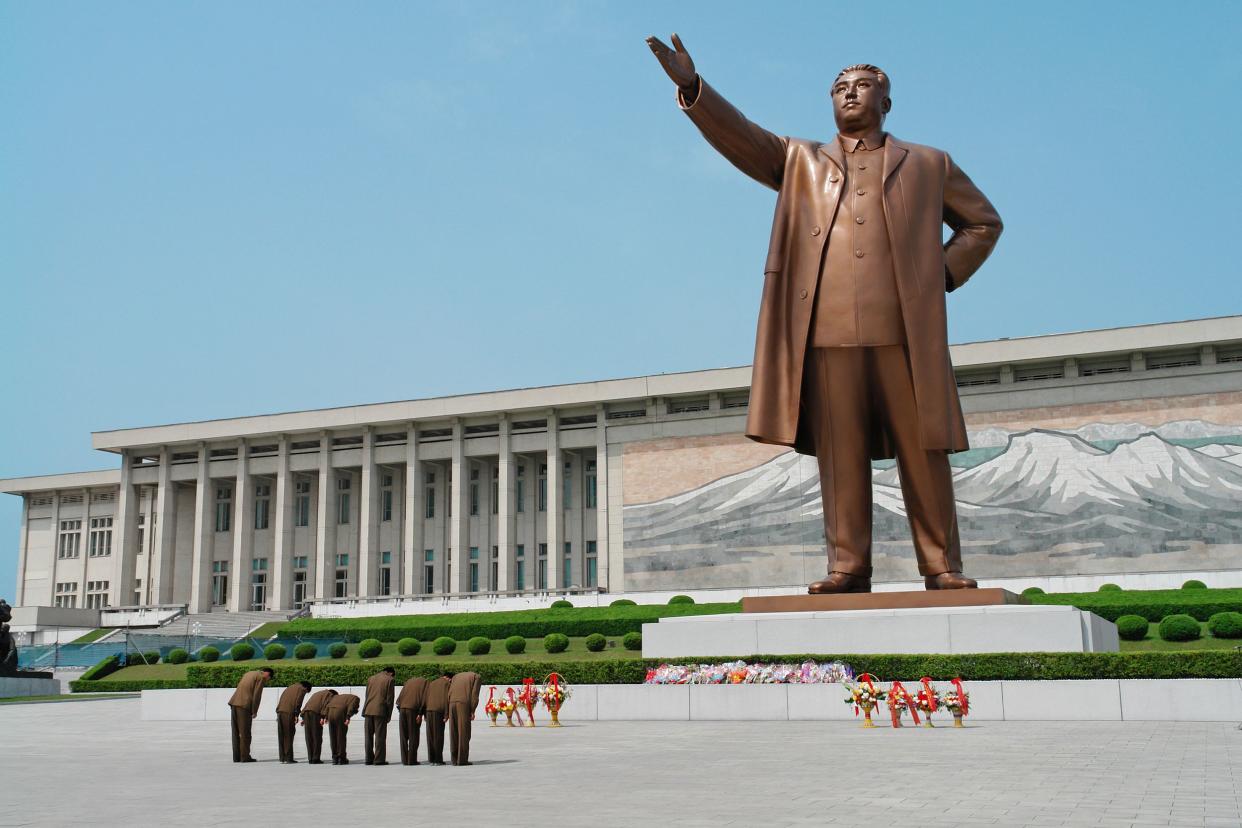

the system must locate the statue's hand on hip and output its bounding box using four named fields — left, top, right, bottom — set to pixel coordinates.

left=646, top=33, right=697, bottom=91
